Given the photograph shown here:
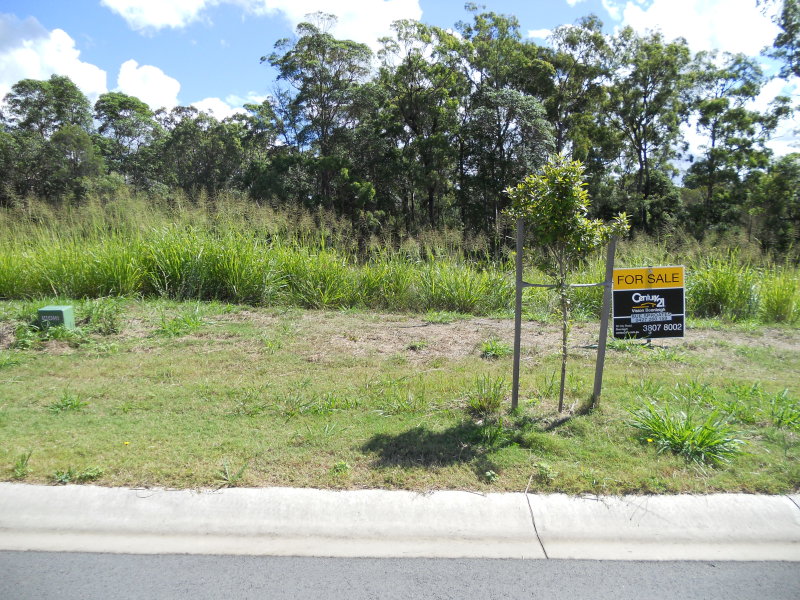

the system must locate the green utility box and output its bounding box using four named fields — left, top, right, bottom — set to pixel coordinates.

left=38, top=305, right=75, bottom=329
